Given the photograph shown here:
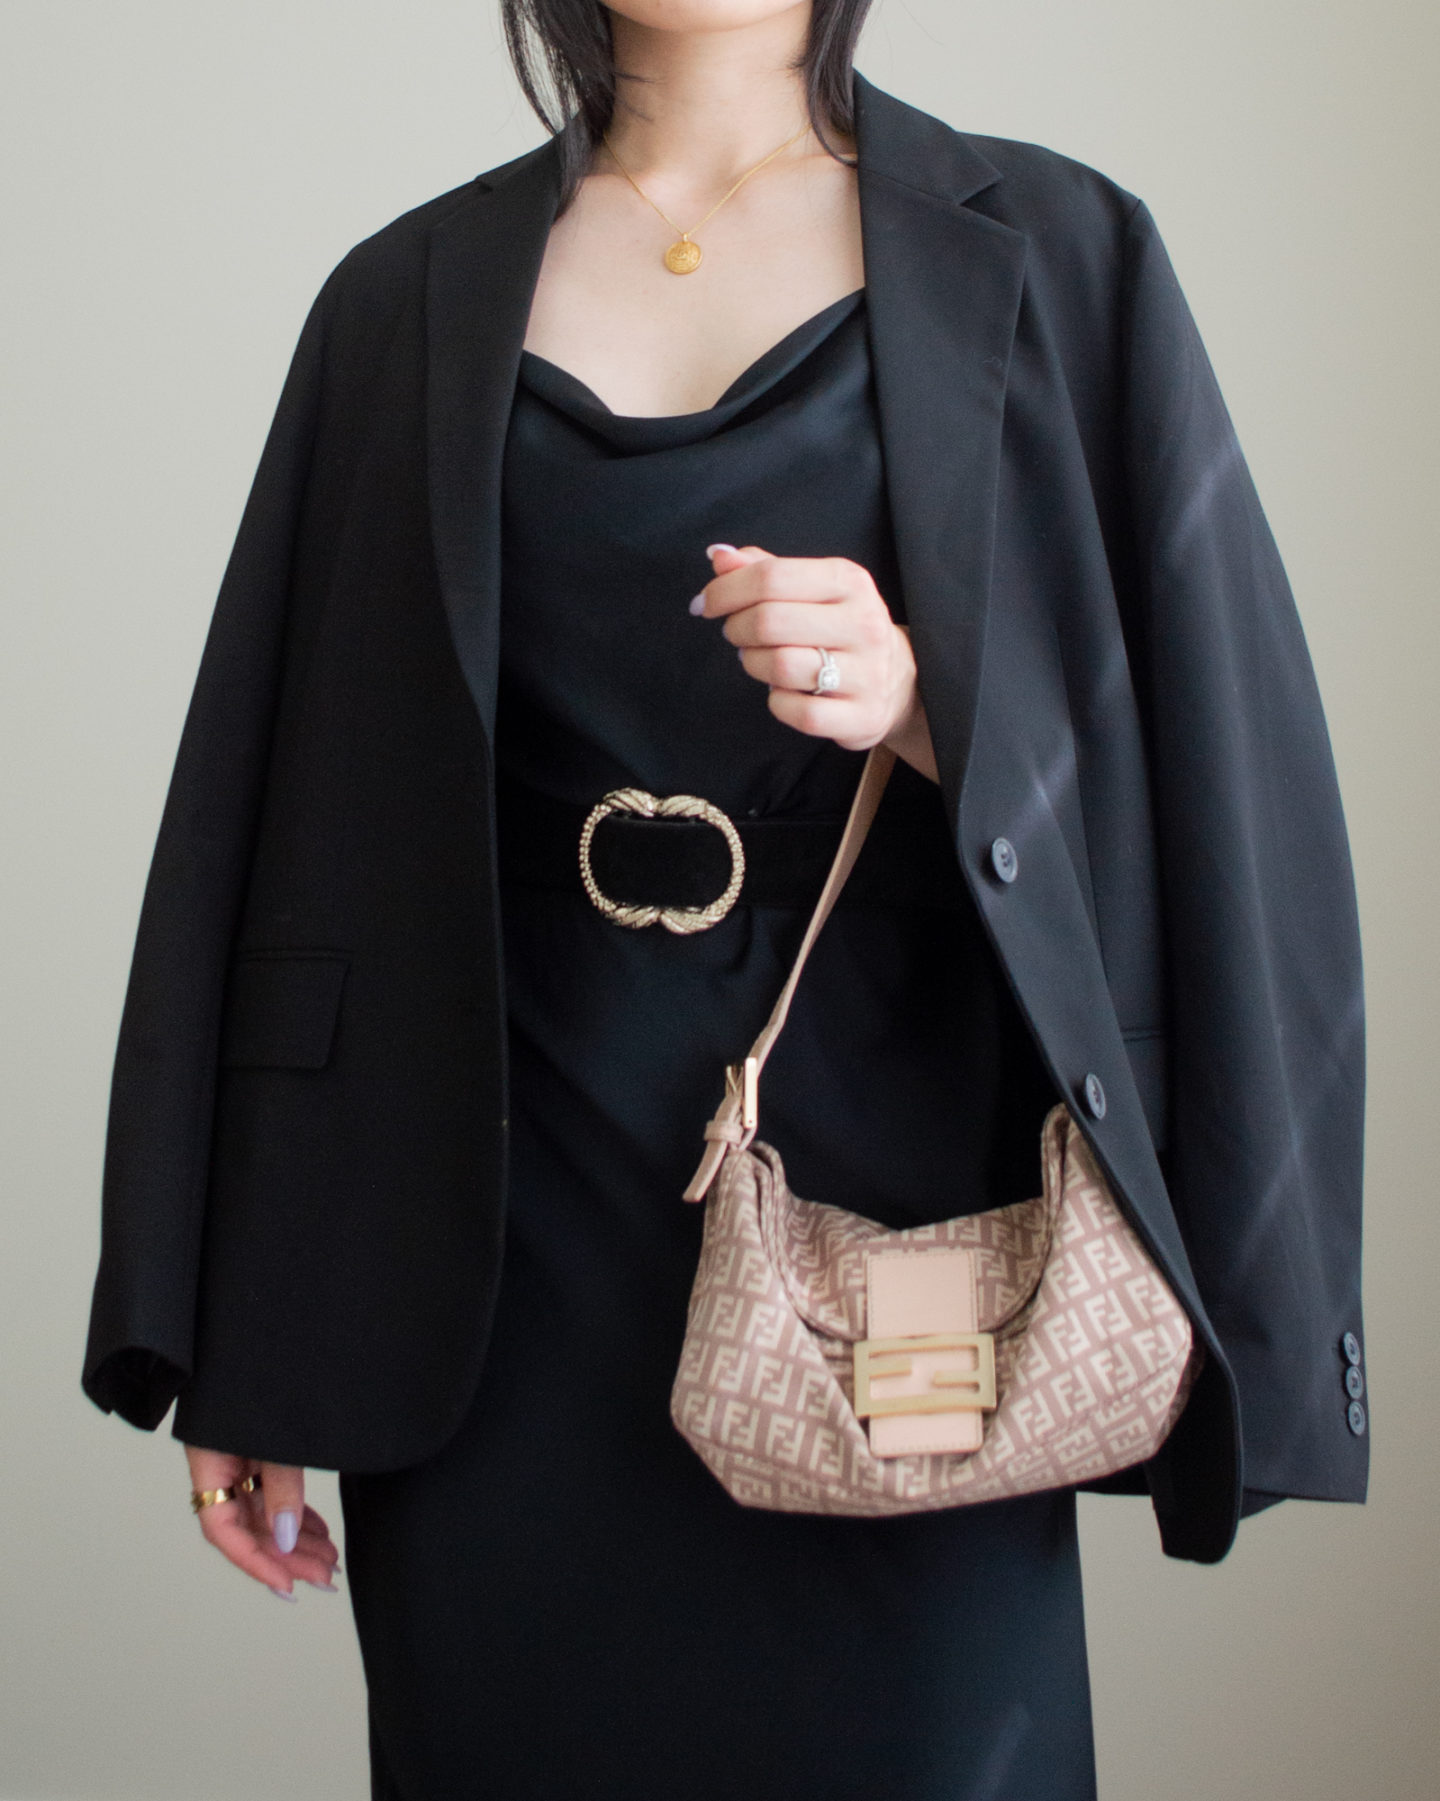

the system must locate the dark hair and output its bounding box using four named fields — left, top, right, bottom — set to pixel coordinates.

left=500, top=1, right=874, bottom=213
